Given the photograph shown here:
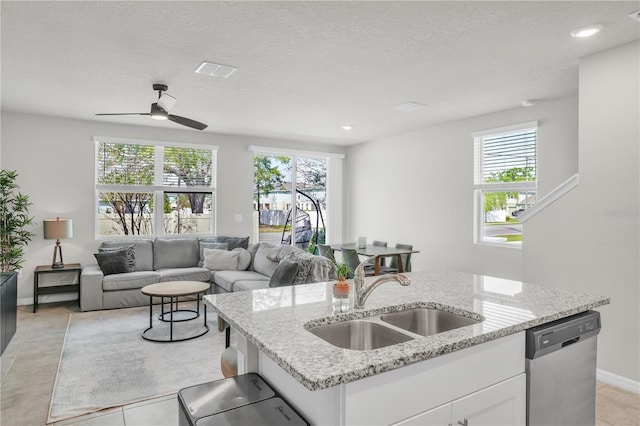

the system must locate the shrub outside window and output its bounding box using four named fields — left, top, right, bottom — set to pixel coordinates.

left=95, top=137, right=216, bottom=237
left=473, top=122, right=537, bottom=246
